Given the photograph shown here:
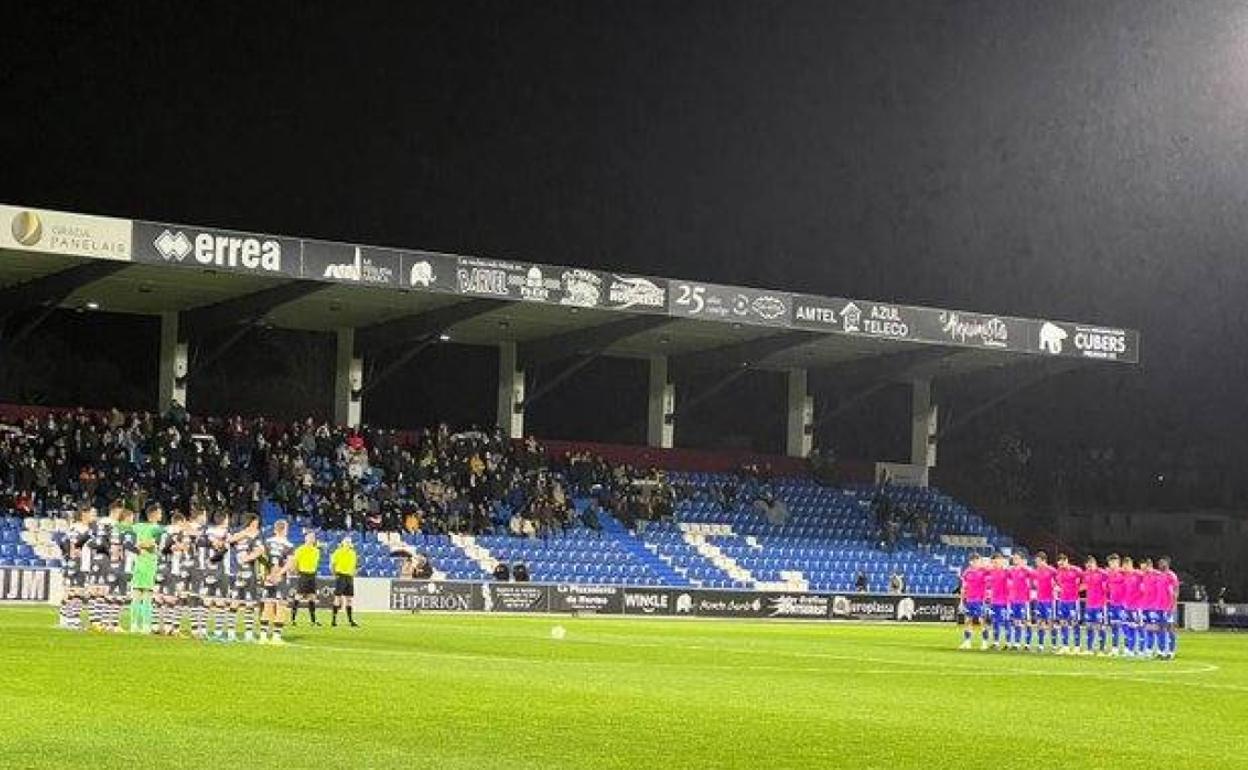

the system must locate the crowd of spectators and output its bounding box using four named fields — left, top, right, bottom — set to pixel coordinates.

left=869, top=486, right=933, bottom=551
left=0, top=408, right=687, bottom=539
